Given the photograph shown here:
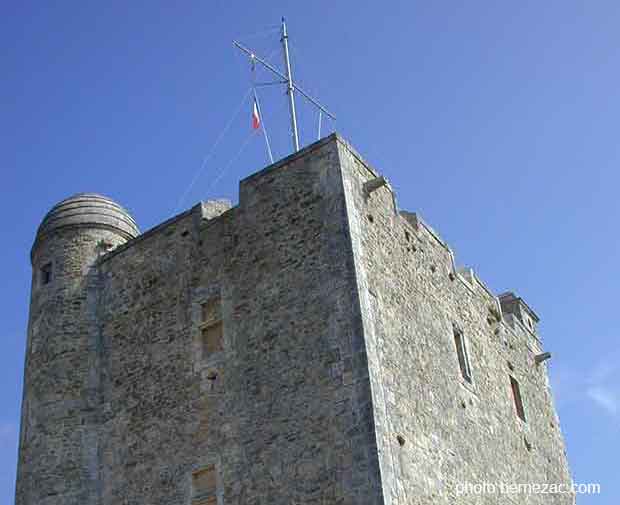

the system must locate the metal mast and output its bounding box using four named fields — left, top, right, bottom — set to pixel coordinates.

left=233, top=18, right=335, bottom=155
left=281, top=17, right=300, bottom=152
